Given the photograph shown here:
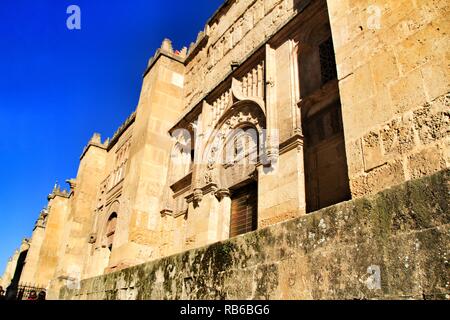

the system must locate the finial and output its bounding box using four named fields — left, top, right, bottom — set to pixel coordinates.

left=161, top=38, right=173, bottom=53
left=53, top=180, right=59, bottom=193
left=90, top=133, right=102, bottom=144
